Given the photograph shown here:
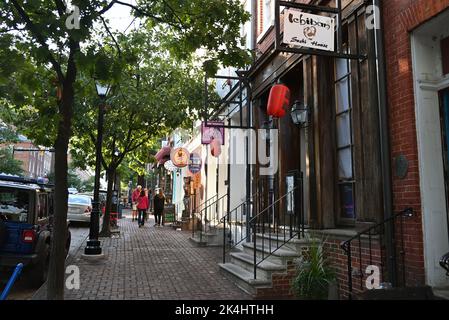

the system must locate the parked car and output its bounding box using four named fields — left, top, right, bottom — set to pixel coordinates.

left=0, top=175, right=71, bottom=287
left=67, top=194, right=92, bottom=224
